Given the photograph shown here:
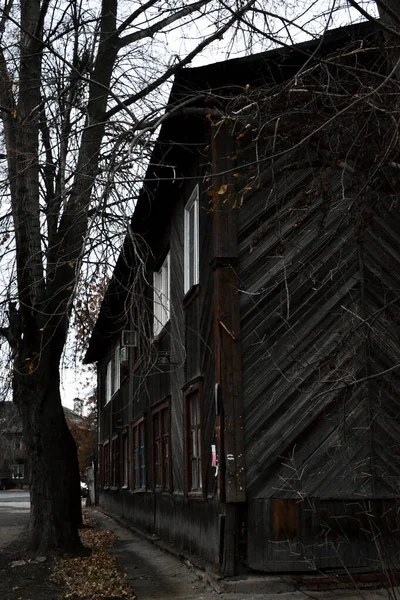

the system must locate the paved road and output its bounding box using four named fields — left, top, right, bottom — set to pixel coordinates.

left=0, top=492, right=30, bottom=549
left=0, top=491, right=30, bottom=503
